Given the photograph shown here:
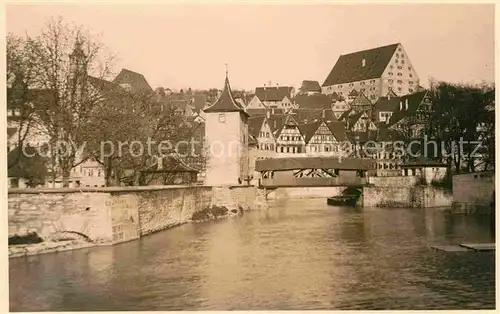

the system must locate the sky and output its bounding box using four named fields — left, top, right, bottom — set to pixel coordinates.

left=6, top=3, right=495, bottom=91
